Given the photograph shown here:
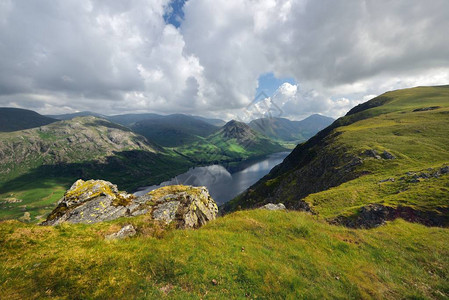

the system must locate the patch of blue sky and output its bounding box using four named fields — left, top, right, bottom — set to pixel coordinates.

left=255, top=72, right=296, bottom=100
left=164, top=0, right=187, bottom=28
